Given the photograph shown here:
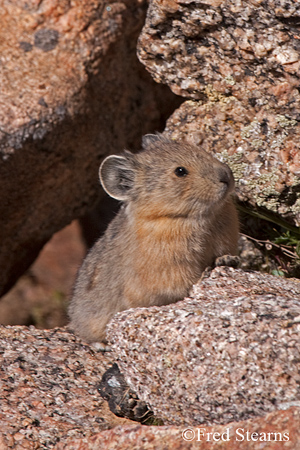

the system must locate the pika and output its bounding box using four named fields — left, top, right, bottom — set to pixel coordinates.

left=69, top=134, right=239, bottom=343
